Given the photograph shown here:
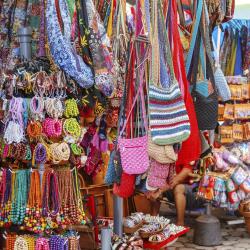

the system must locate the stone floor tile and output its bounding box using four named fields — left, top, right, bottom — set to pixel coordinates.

left=230, top=231, right=244, bottom=237
left=178, top=237, right=189, bottom=243
left=237, top=238, right=250, bottom=243
left=215, top=246, right=234, bottom=250
left=167, top=247, right=177, bottom=250
left=194, top=245, right=210, bottom=250
left=171, top=242, right=184, bottom=247
left=233, top=243, right=250, bottom=248
left=235, top=227, right=247, bottom=232
left=224, top=236, right=241, bottom=241
left=222, top=240, right=239, bottom=246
